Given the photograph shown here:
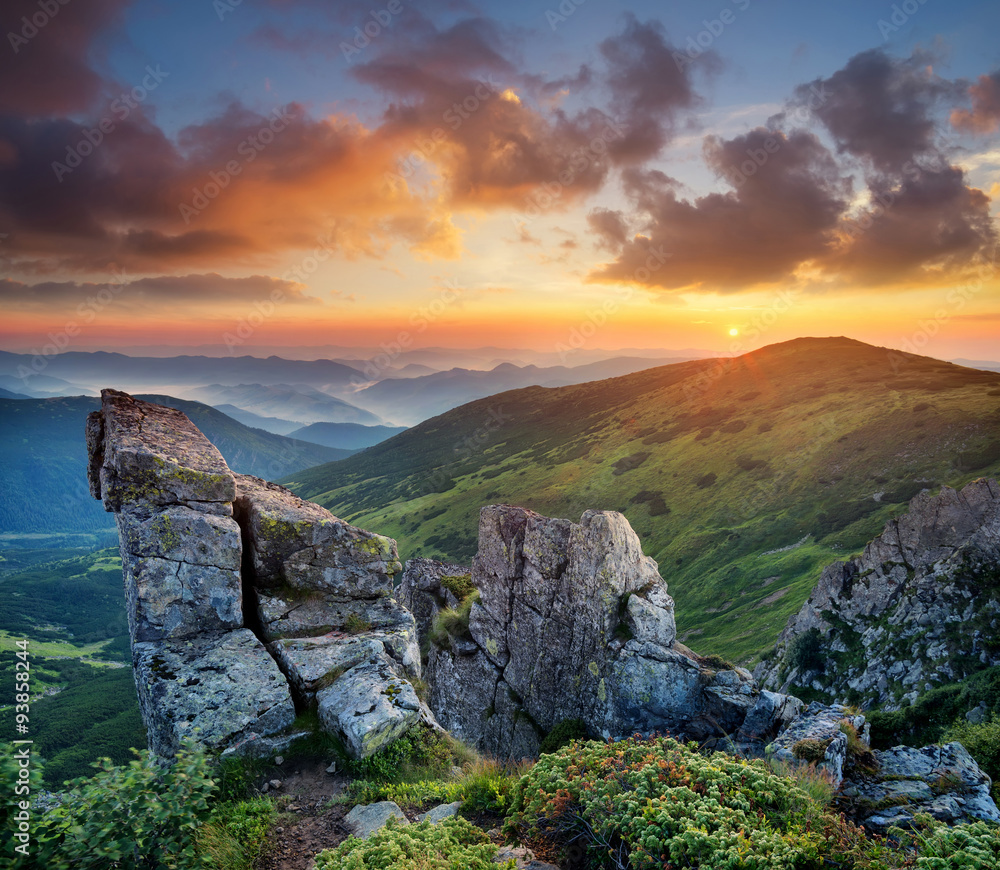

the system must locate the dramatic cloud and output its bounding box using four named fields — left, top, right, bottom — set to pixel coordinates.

left=588, top=49, right=997, bottom=293
left=951, top=71, right=1000, bottom=134
left=588, top=128, right=849, bottom=290
left=794, top=49, right=960, bottom=173
left=0, top=273, right=321, bottom=309
left=598, top=15, right=702, bottom=163
left=0, top=0, right=129, bottom=116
